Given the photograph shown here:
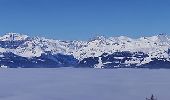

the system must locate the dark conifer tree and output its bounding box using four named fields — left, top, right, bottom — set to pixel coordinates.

left=146, top=94, right=157, bottom=100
